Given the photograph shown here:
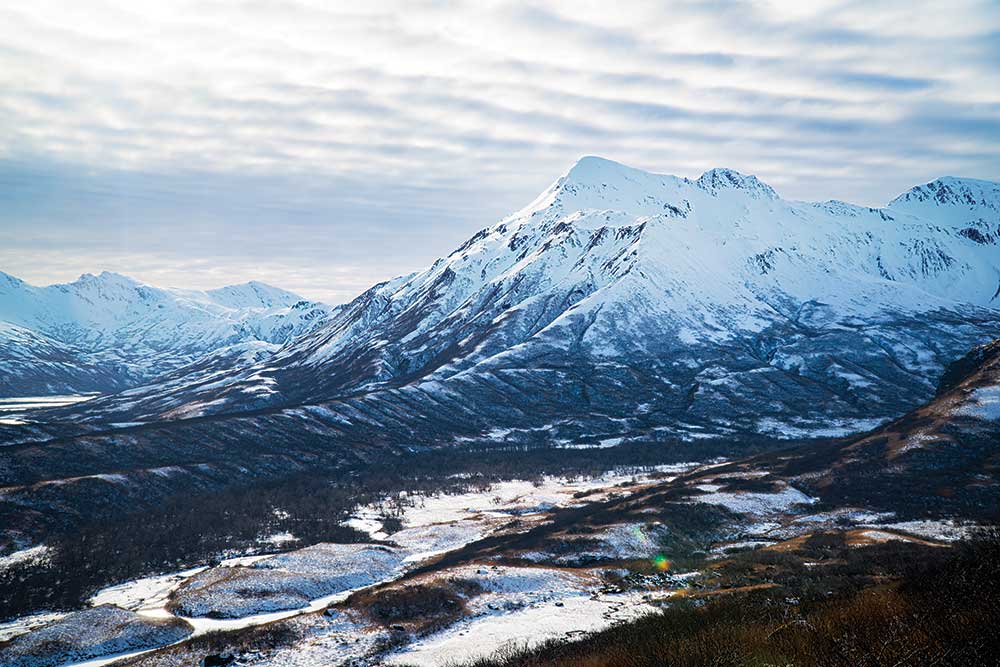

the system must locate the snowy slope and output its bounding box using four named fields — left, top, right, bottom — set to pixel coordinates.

left=0, top=271, right=335, bottom=396
left=35, top=158, right=1000, bottom=439
left=939, top=339, right=1000, bottom=422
